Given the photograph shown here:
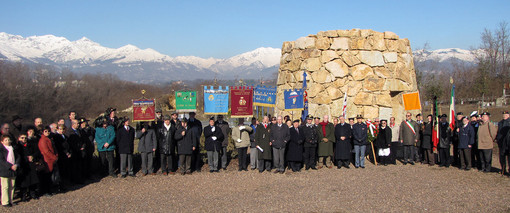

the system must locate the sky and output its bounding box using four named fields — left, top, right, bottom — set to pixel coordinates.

left=1, top=0, right=509, bottom=58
